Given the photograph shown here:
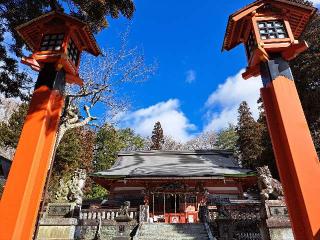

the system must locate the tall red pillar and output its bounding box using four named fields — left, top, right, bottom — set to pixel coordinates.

left=0, top=64, right=65, bottom=240
left=260, top=58, right=320, bottom=239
